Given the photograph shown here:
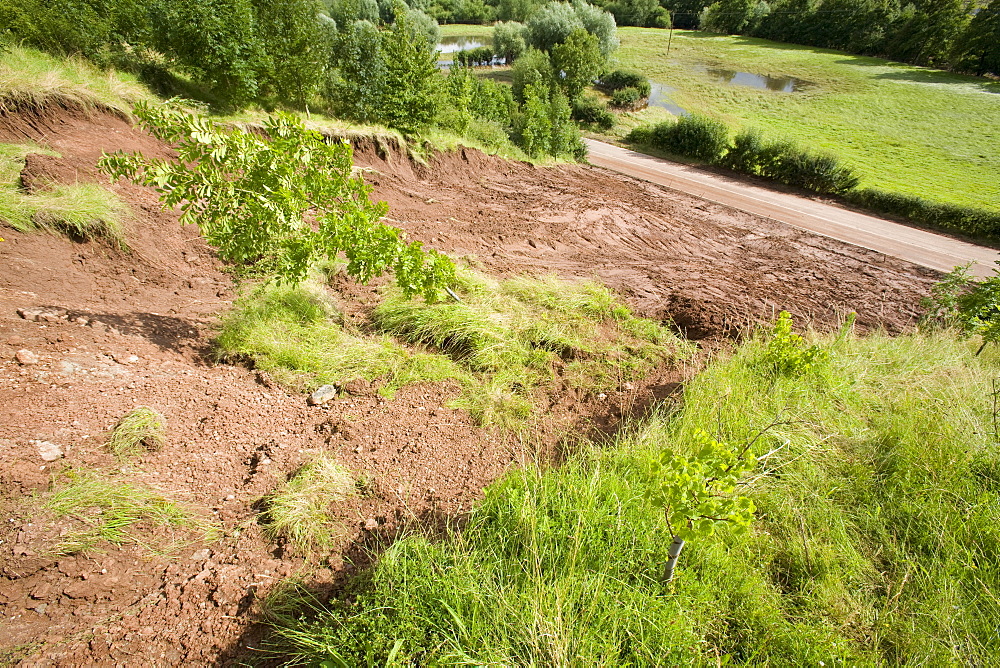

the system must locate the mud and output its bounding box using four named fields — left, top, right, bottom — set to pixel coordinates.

left=0, top=106, right=936, bottom=666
